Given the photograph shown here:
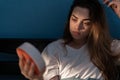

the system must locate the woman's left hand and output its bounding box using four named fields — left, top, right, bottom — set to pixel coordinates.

left=103, top=0, right=120, bottom=18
